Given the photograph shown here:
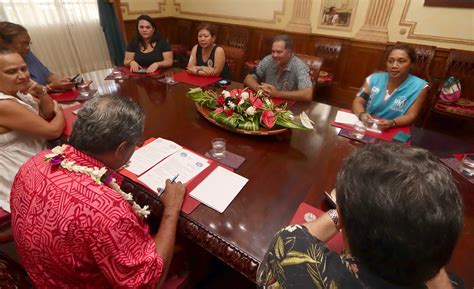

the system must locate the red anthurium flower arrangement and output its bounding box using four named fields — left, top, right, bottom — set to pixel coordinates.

left=187, top=87, right=314, bottom=131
